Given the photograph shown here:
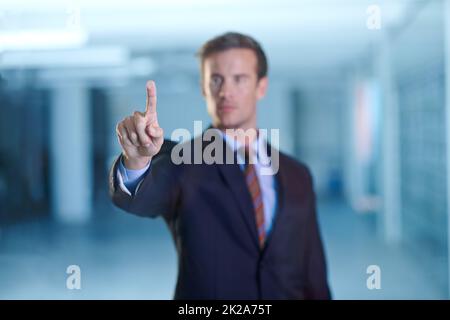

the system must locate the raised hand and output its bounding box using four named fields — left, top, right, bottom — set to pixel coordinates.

left=116, top=80, right=164, bottom=169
